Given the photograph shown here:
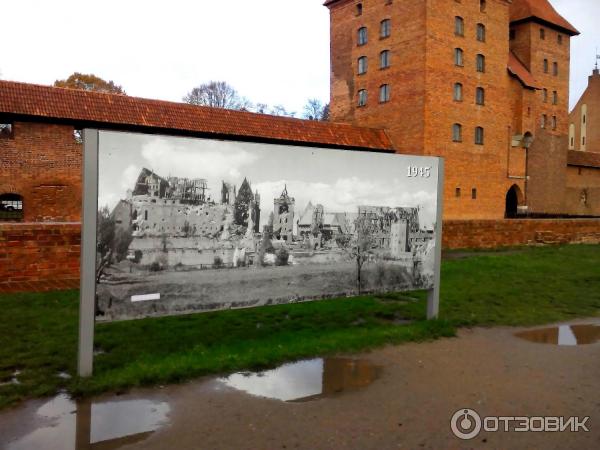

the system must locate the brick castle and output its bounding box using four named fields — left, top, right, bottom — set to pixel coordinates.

left=1, top=0, right=600, bottom=290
